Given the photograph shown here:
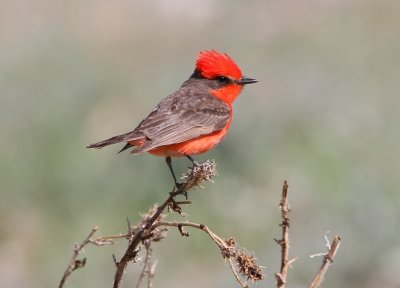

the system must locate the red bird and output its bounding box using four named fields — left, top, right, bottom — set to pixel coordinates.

left=87, top=50, right=257, bottom=188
